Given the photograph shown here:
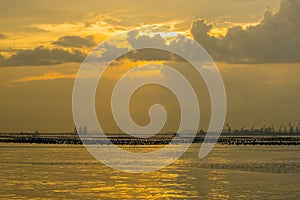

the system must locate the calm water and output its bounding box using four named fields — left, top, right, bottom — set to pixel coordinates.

left=0, top=144, right=299, bottom=199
